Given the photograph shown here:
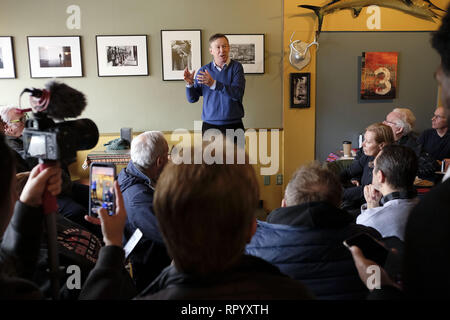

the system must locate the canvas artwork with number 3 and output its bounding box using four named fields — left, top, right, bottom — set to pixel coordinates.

left=360, top=52, right=398, bottom=100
